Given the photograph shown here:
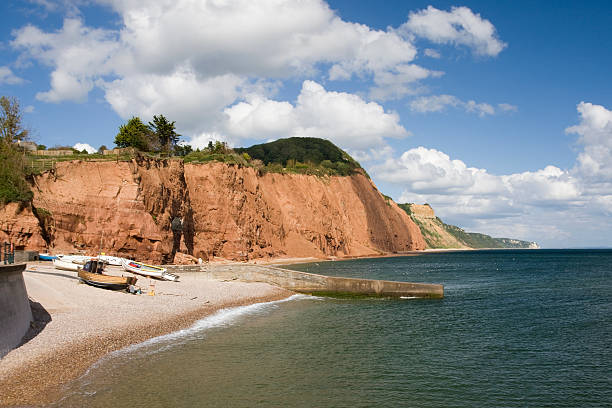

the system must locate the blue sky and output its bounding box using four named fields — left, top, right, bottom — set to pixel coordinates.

left=1, top=0, right=611, bottom=247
